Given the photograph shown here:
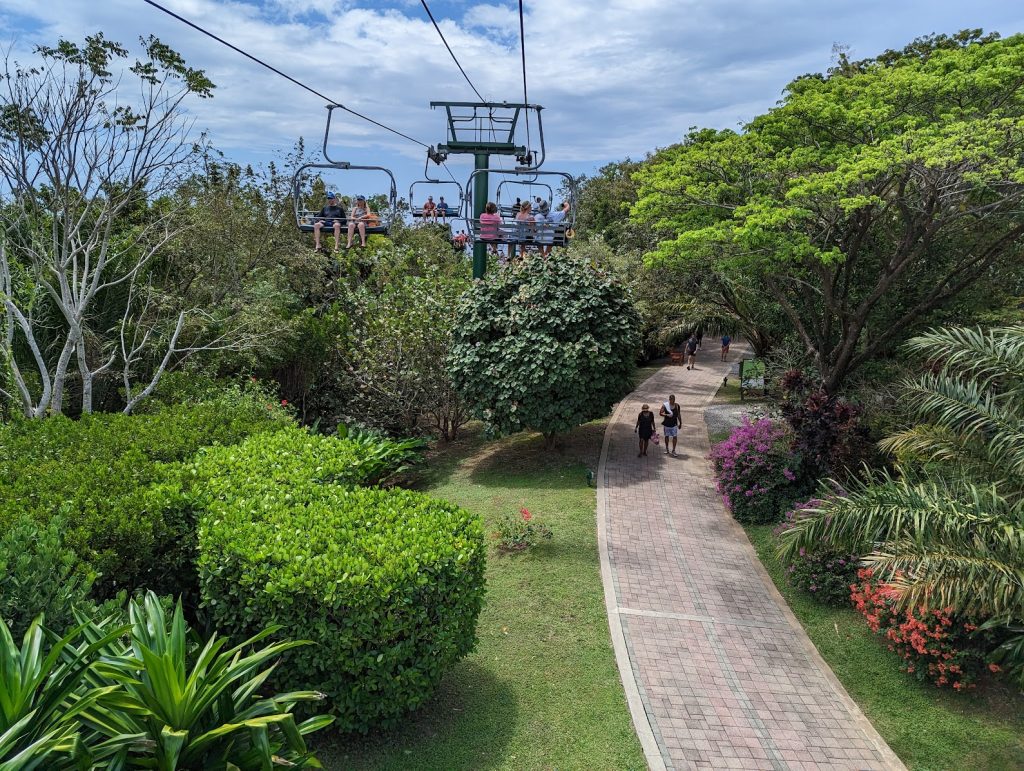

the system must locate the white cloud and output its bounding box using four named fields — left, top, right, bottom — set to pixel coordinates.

left=2, top=0, right=1023, bottom=188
